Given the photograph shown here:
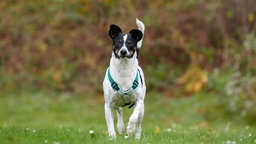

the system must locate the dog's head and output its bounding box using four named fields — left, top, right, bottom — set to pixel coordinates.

left=109, top=24, right=143, bottom=59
